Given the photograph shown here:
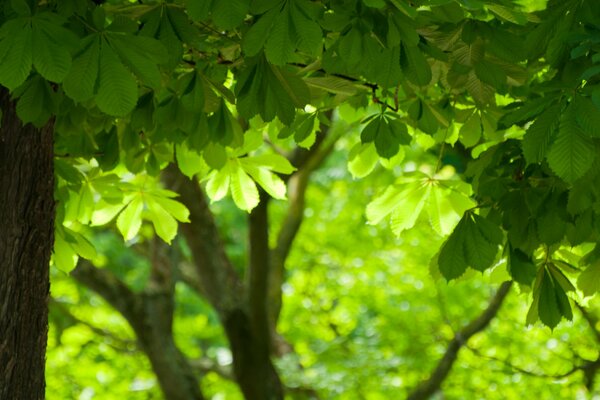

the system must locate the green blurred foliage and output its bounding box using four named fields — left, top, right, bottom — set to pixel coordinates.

left=47, top=143, right=600, bottom=398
